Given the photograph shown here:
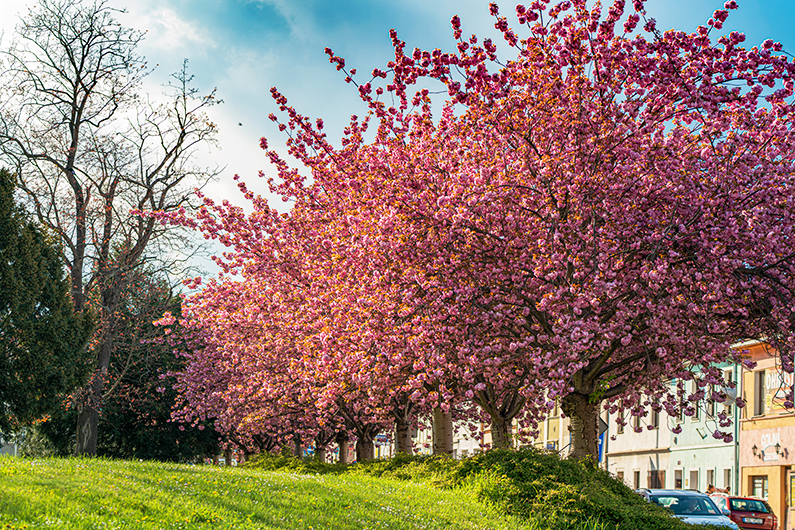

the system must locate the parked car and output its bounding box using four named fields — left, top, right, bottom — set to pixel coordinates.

left=637, top=489, right=739, bottom=529
left=709, top=495, right=778, bottom=530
